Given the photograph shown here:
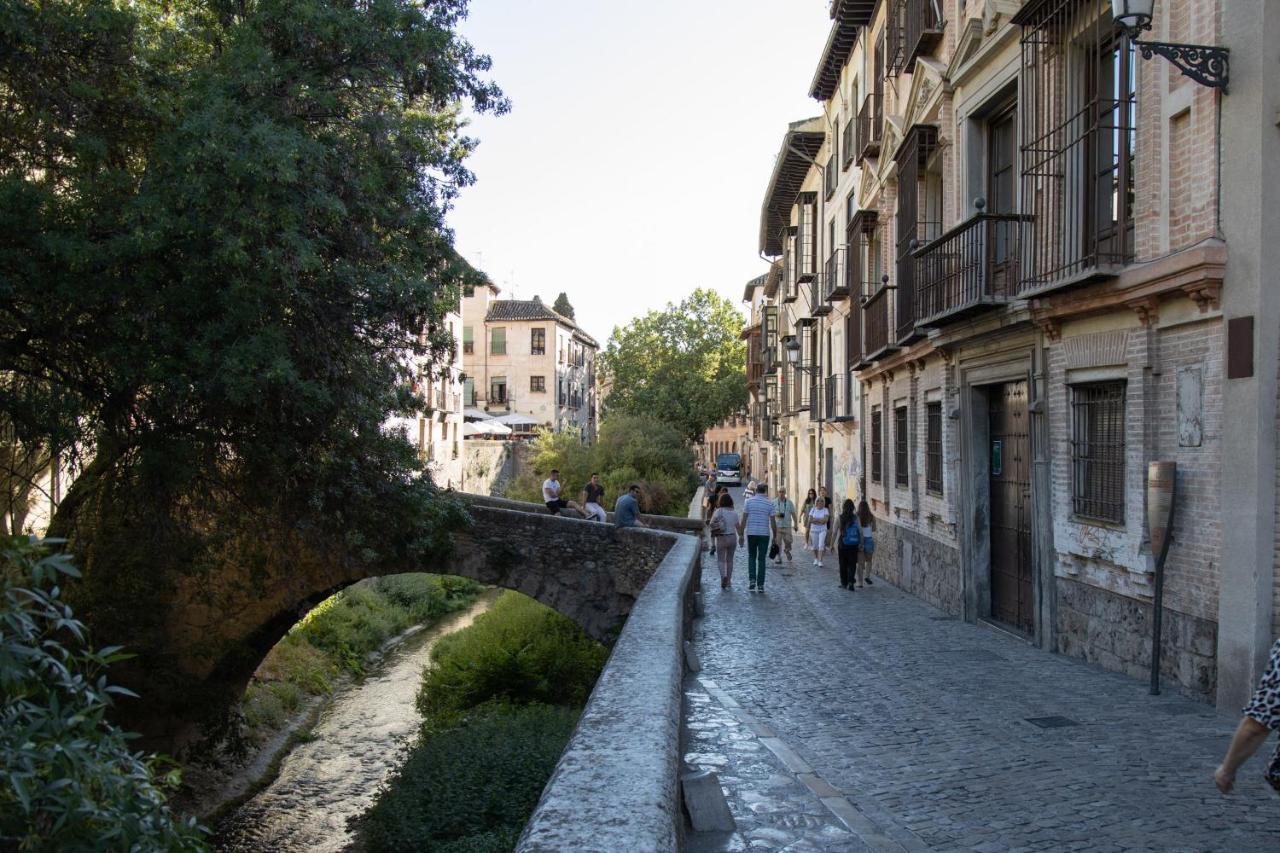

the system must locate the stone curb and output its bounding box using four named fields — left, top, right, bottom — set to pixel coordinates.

left=515, top=530, right=701, bottom=852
